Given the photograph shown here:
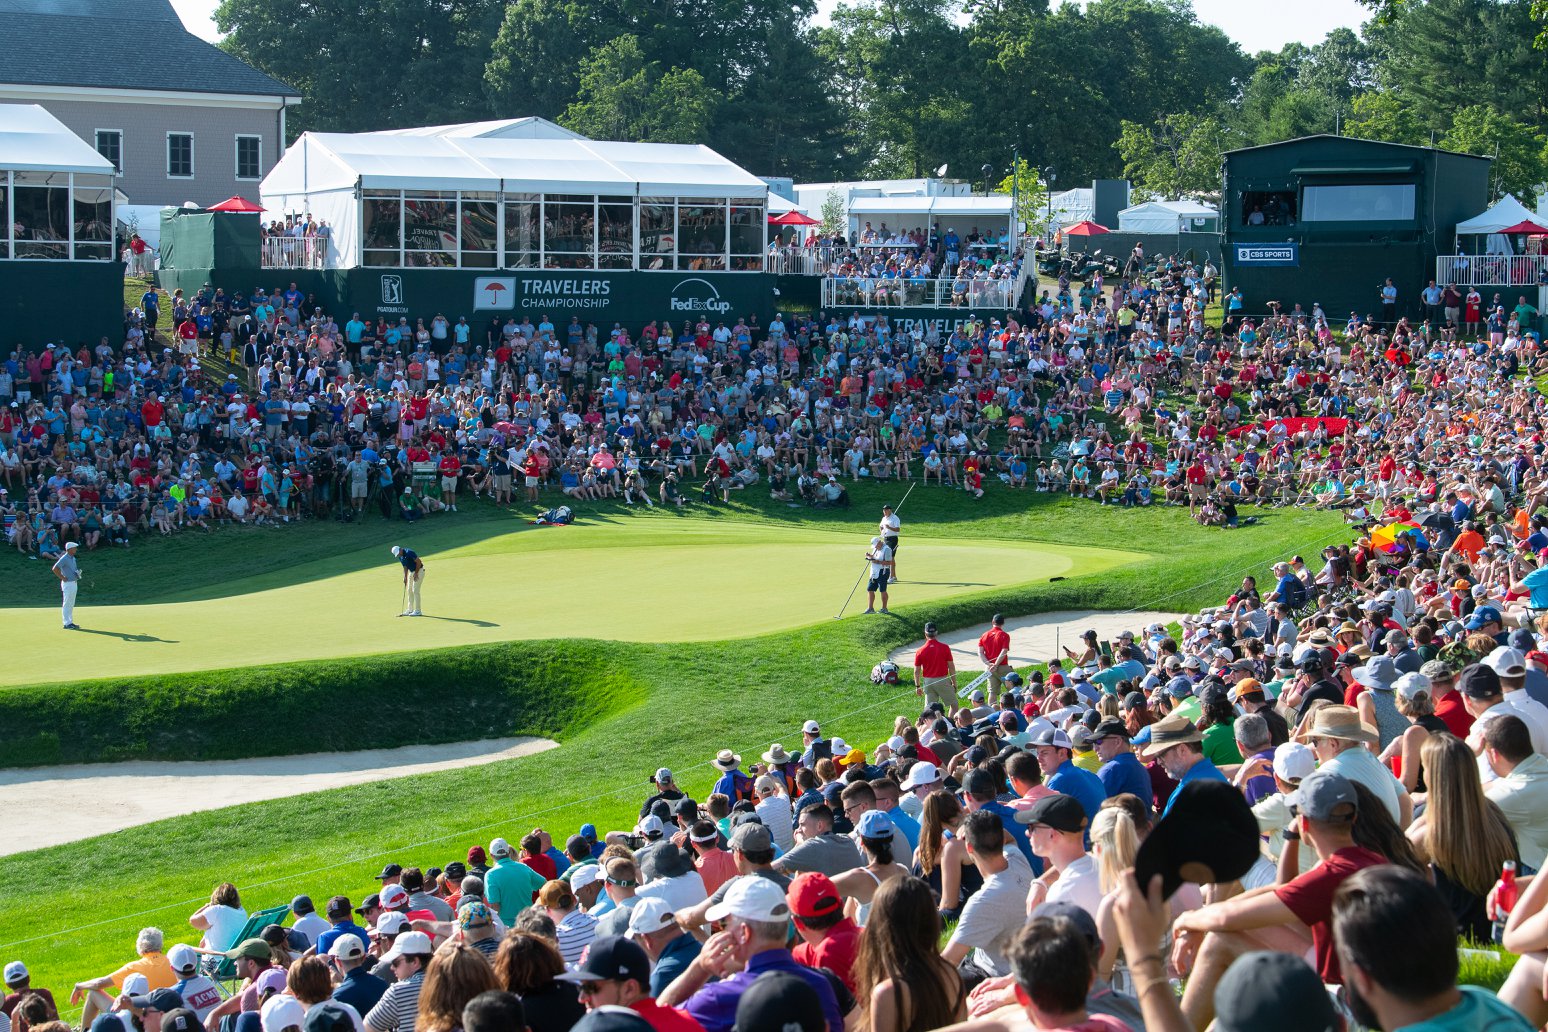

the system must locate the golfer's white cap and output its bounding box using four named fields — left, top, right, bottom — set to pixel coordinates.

left=871, top=536, right=882, bottom=545
left=390, top=546, right=401, bottom=556
left=65, top=541, right=79, bottom=549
